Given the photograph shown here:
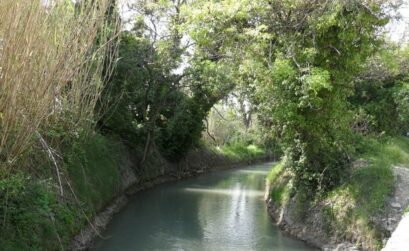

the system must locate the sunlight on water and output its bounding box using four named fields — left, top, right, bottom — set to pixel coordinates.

left=184, top=187, right=265, bottom=197
left=236, top=169, right=270, bottom=175
left=92, top=162, right=317, bottom=251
